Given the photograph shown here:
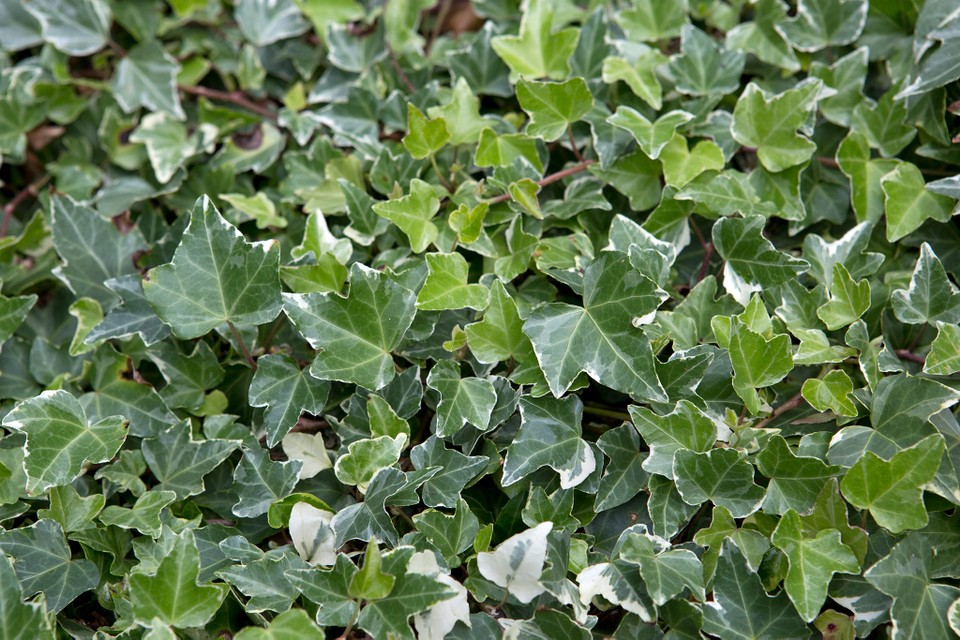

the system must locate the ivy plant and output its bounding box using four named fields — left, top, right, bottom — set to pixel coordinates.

left=1, top=0, right=960, bottom=638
